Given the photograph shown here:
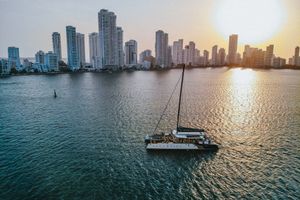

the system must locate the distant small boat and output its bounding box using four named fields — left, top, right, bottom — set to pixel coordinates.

left=54, top=89, right=57, bottom=98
